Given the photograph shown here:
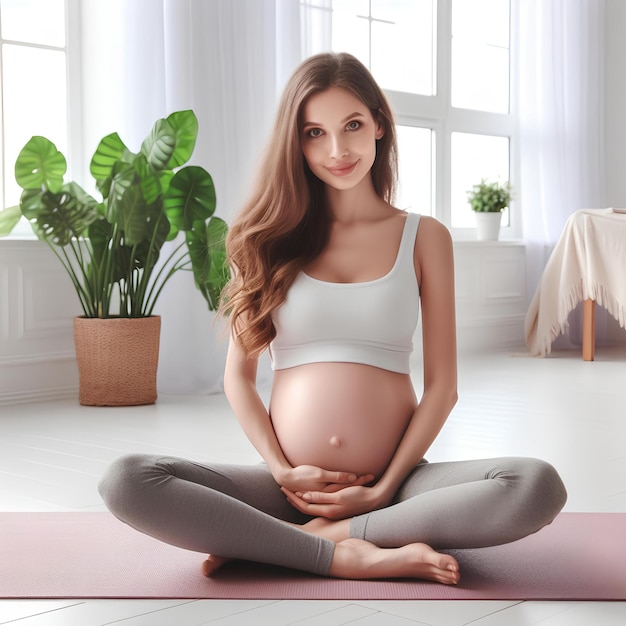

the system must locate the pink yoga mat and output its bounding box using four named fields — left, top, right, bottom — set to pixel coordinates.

left=0, top=512, right=624, bottom=600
